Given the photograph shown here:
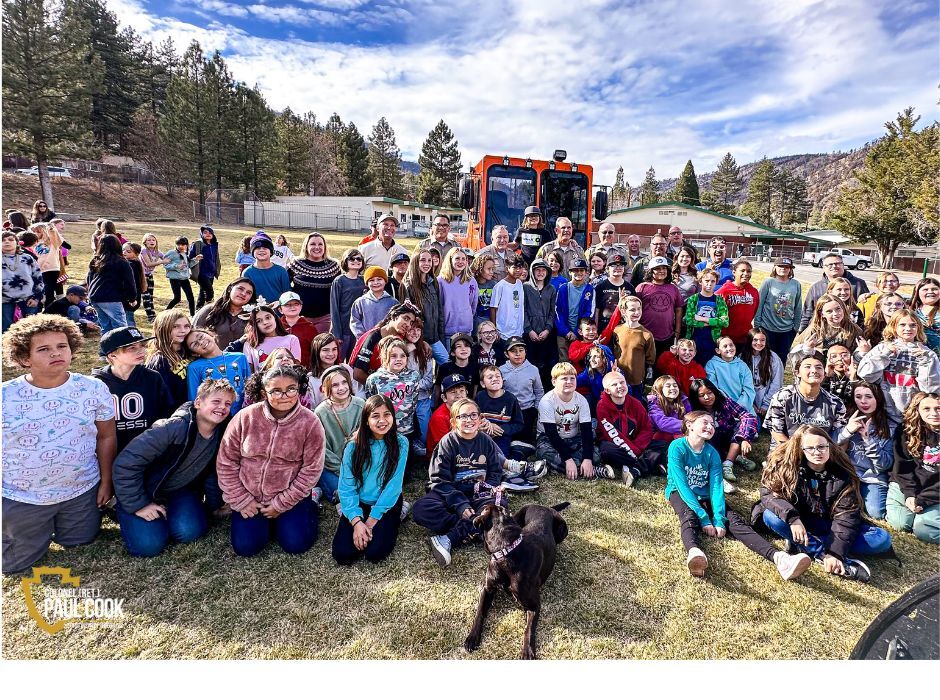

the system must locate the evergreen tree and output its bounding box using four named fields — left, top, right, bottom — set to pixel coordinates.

left=640, top=166, right=659, bottom=205
left=133, top=37, right=175, bottom=117
left=126, top=107, right=181, bottom=195
left=775, top=170, right=811, bottom=227
left=2, top=0, right=96, bottom=209
left=708, top=152, right=743, bottom=214
left=611, top=166, right=631, bottom=208
left=231, top=84, right=278, bottom=199
left=417, top=119, right=461, bottom=205
left=674, top=160, right=700, bottom=205
left=342, top=122, right=372, bottom=195
left=368, top=117, right=403, bottom=198
left=203, top=51, right=237, bottom=211
left=739, top=157, right=777, bottom=226
left=275, top=108, right=313, bottom=195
